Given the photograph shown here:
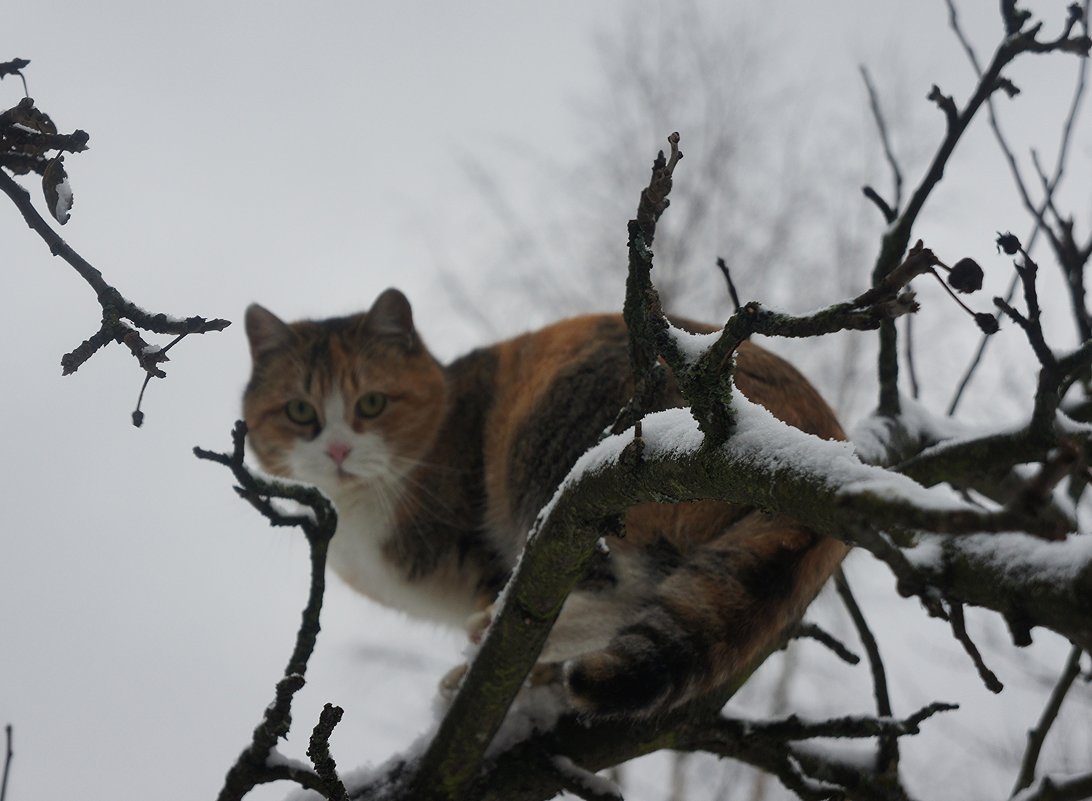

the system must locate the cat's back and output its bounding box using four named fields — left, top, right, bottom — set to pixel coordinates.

left=457, top=315, right=633, bottom=539
left=460, top=314, right=842, bottom=541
